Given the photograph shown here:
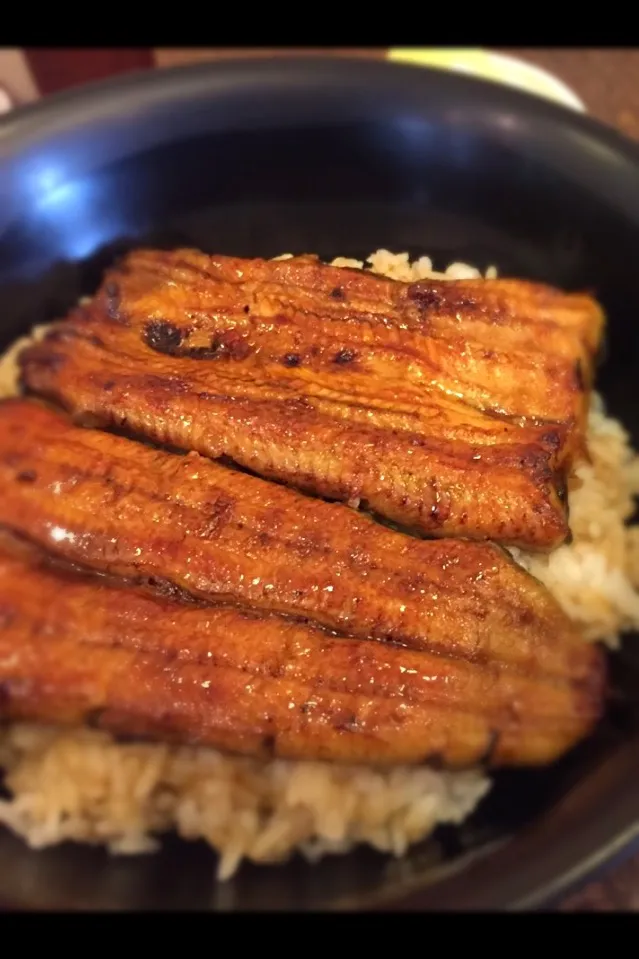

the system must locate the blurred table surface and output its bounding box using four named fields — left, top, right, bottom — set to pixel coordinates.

left=4, top=46, right=639, bottom=912
left=500, top=48, right=639, bottom=138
